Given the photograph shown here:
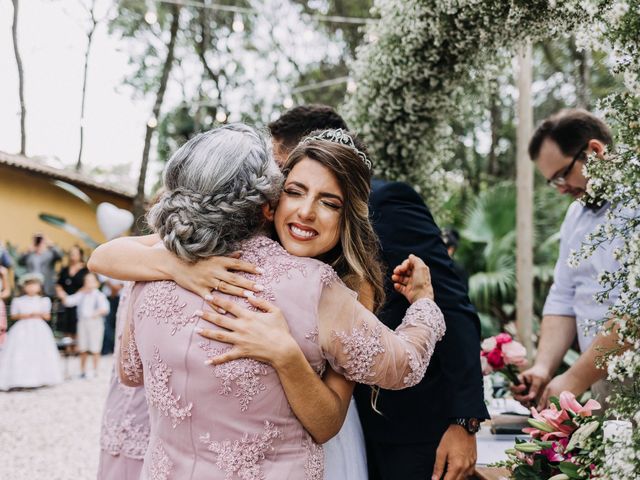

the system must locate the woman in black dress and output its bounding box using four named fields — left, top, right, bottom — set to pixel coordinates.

left=56, top=245, right=88, bottom=351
